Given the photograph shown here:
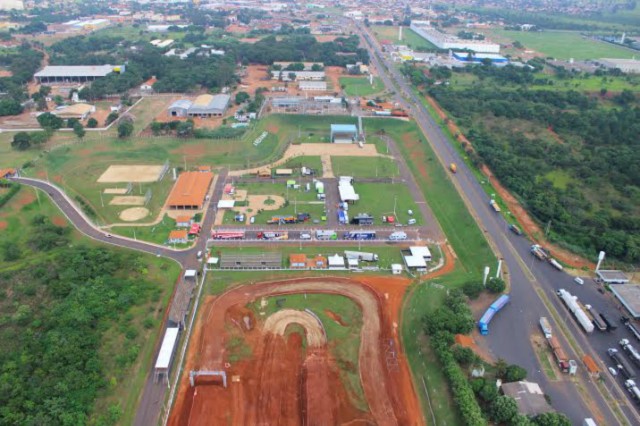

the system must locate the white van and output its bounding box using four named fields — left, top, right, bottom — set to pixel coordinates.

left=574, top=277, right=584, bottom=285
left=389, top=231, right=407, bottom=241
left=300, top=233, right=312, bottom=240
